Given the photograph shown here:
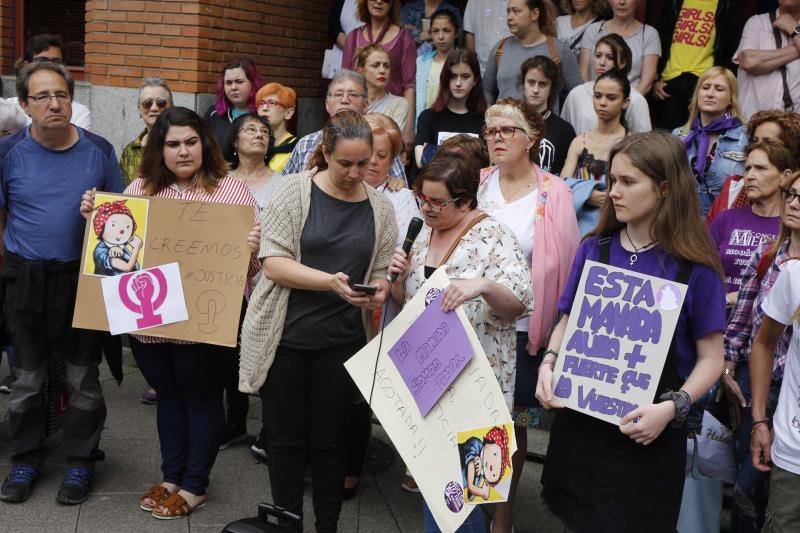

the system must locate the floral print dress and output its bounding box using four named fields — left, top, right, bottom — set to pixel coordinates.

left=403, top=215, right=533, bottom=412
